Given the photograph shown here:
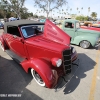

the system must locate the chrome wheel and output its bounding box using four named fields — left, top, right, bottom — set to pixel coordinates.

left=31, top=68, right=45, bottom=86
left=80, top=41, right=90, bottom=49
